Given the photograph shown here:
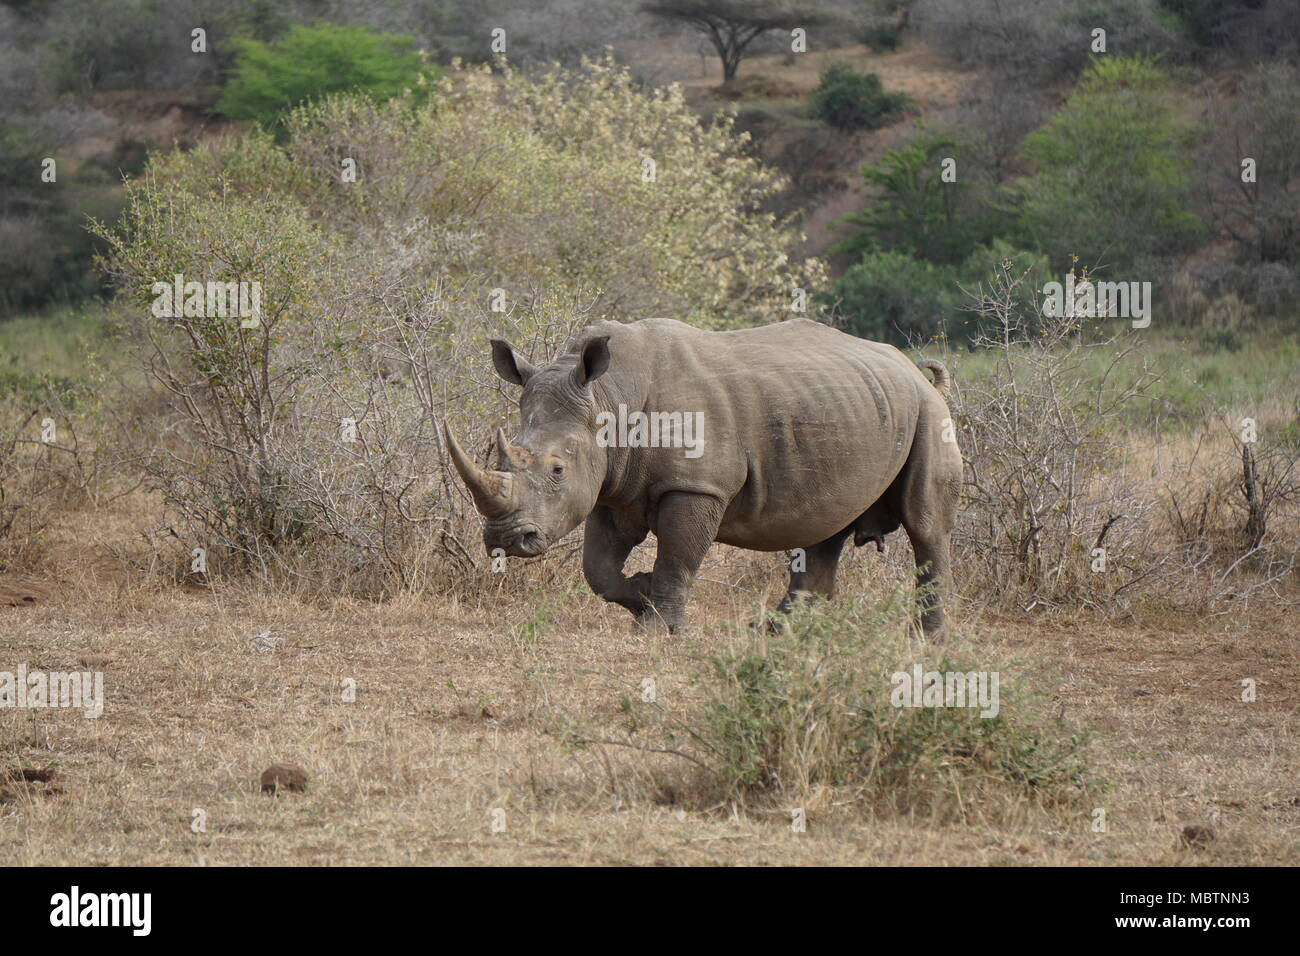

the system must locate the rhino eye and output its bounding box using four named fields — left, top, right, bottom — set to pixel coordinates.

left=551, top=462, right=565, bottom=477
